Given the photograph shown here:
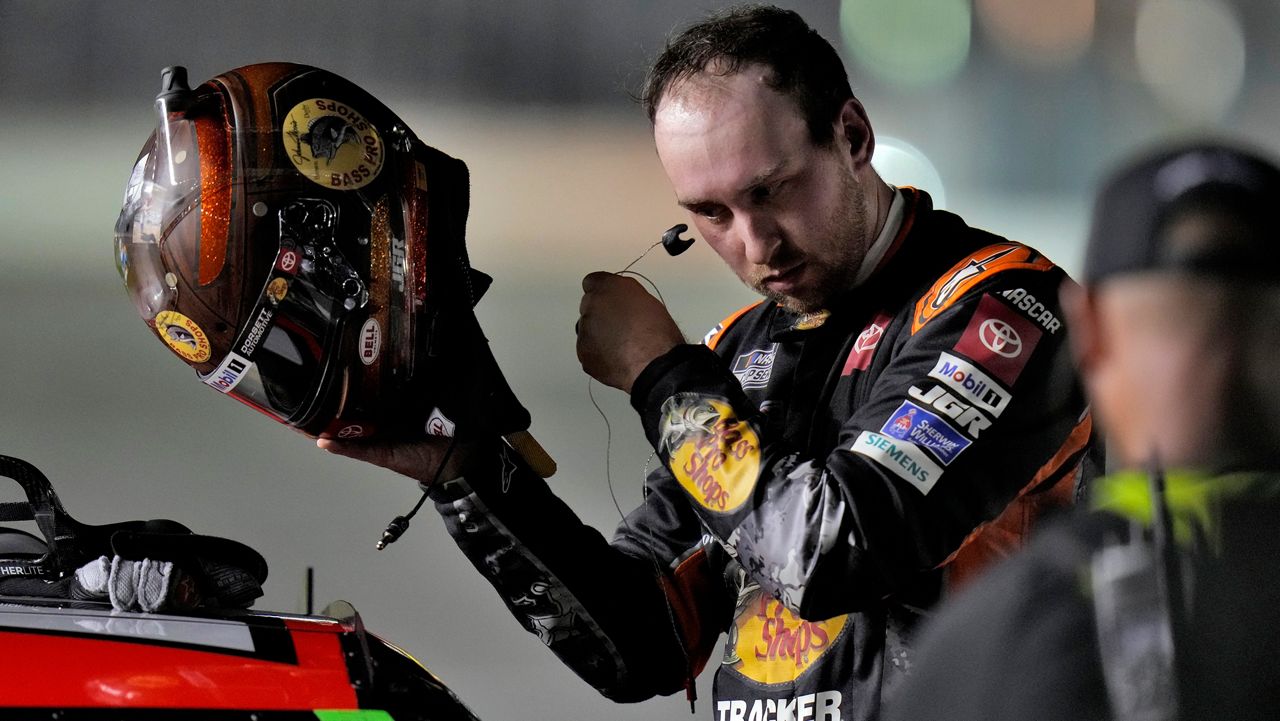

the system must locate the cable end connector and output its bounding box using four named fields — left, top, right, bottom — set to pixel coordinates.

left=376, top=515, right=411, bottom=550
